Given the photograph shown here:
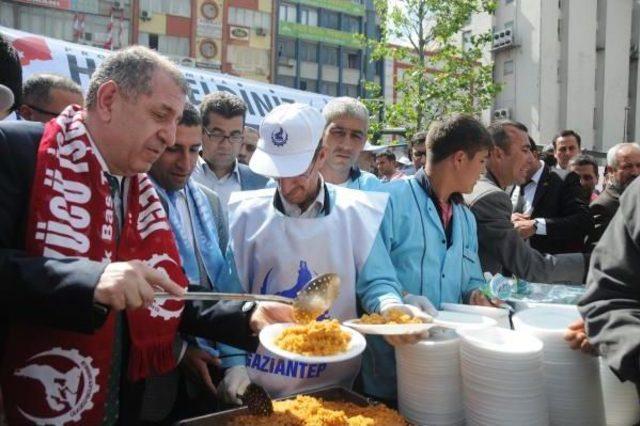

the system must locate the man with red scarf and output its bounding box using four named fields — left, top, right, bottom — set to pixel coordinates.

left=0, top=46, right=292, bottom=424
